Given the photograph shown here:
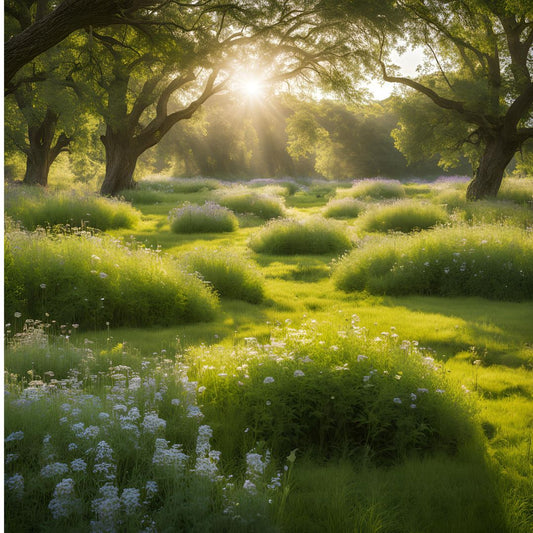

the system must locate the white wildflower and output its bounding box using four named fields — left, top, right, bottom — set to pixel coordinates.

left=263, top=376, right=275, bottom=384
left=5, top=431, right=24, bottom=443
left=393, top=397, right=402, bottom=405
left=121, top=488, right=141, bottom=515
left=293, top=370, right=305, bottom=377
left=41, top=462, right=69, bottom=478
left=5, top=473, right=24, bottom=500
left=70, top=458, right=87, bottom=472
left=142, top=412, right=166, bottom=433
left=49, top=478, right=80, bottom=519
